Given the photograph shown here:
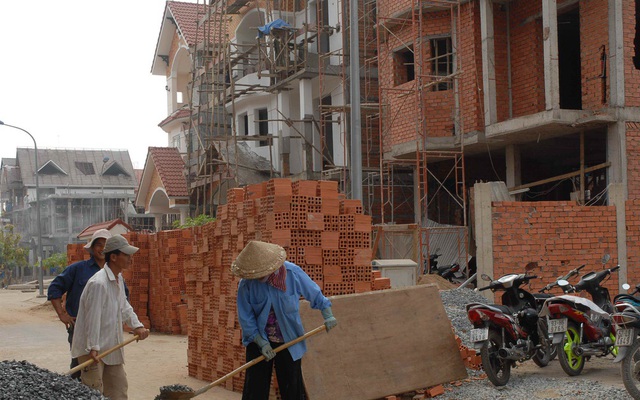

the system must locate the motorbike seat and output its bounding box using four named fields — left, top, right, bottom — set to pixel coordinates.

left=467, top=302, right=512, bottom=314
left=615, top=294, right=640, bottom=308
